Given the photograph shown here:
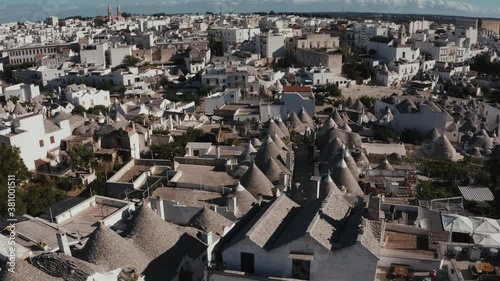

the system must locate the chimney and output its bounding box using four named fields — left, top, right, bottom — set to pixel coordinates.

left=216, top=145, right=221, bottom=159
left=56, top=232, right=72, bottom=256
left=200, top=231, right=214, bottom=245
left=157, top=198, right=165, bottom=221
left=310, top=176, right=321, bottom=200
left=285, top=150, right=293, bottom=170
left=169, top=115, right=174, bottom=131
left=228, top=195, right=237, bottom=212
left=367, top=195, right=381, bottom=220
